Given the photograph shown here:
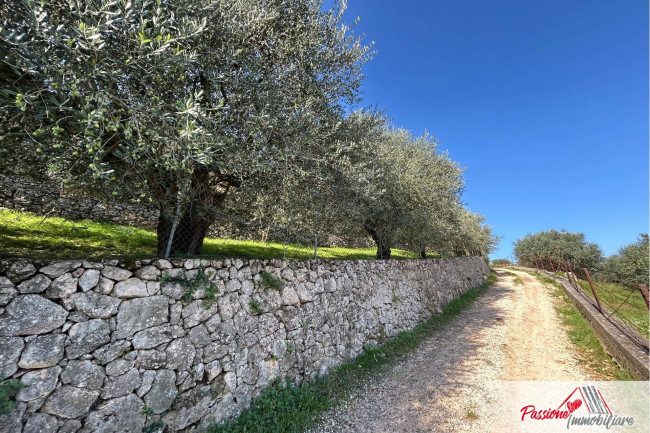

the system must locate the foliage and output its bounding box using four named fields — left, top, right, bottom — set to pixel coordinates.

left=140, top=407, right=154, bottom=416
left=1, top=0, right=499, bottom=259
left=142, top=421, right=164, bottom=433
left=601, top=234, right=649, bottom=286
left=160, top=265, right=219, bottom=306
left=207, top=271, right=497, bottom=432
left=1, top=0, right=372, bottom=255
left=0, top=375, right=25, bottom=416
left=449, top=208, right=500, bottom=257
left=248, top=299, right=264, bottom=315
left=491, top=258, right=514, bottom=267
left=513, top=229, right=603, bottom=271
left=259, top=271, right=284, bottom=291
left=322, top=112, right=498, bottom=259
left=391, top=286, right=401, bottom=303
